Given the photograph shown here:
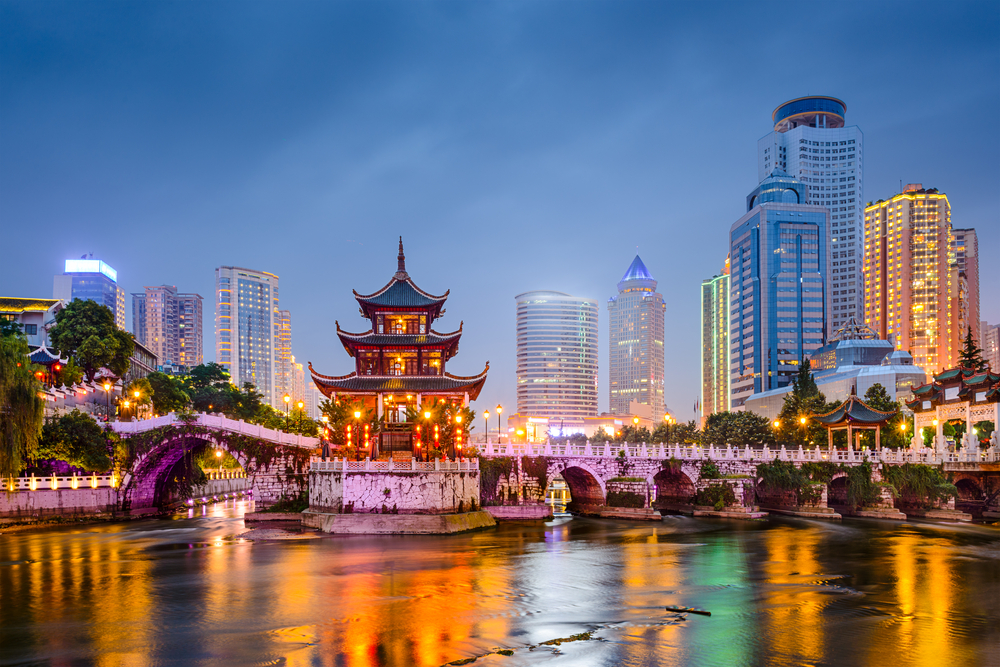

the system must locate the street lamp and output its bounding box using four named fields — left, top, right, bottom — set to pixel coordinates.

left=496, top=404, right=503, bottom=443
left=284, top=394, right=291, bottom=430
left=297, top=400, right=304, bottom=432
left=103, top=382, right=112, bottom=421
left=483, top=410, right=490, bottom=445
